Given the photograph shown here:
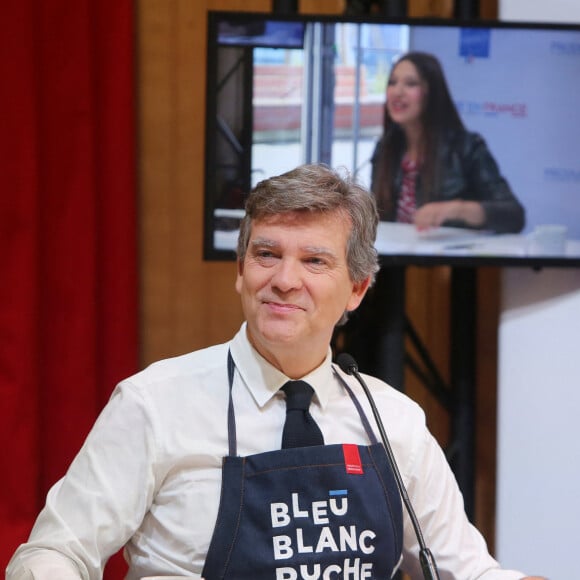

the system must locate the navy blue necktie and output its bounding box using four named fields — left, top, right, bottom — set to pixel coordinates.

left=281, top=380, right=324, bottom=448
